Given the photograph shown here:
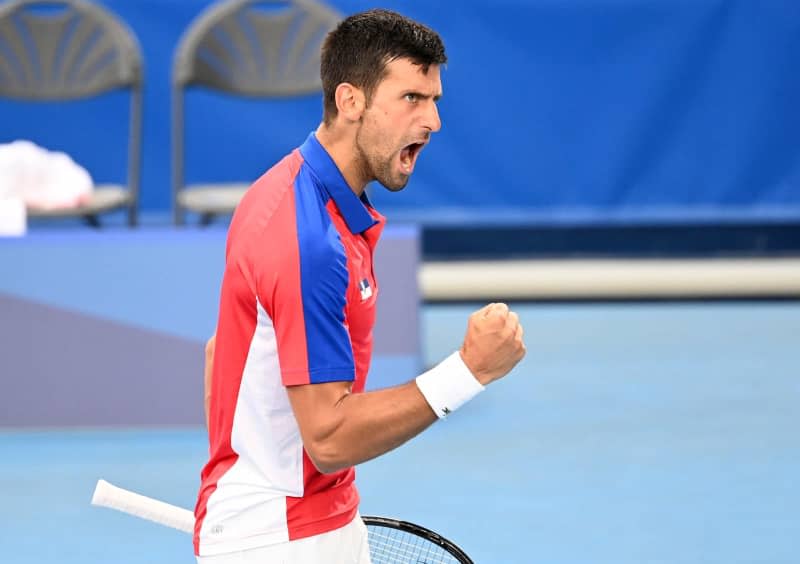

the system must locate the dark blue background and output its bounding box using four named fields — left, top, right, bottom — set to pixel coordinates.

left=1, top=0, right=798, bottom=225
